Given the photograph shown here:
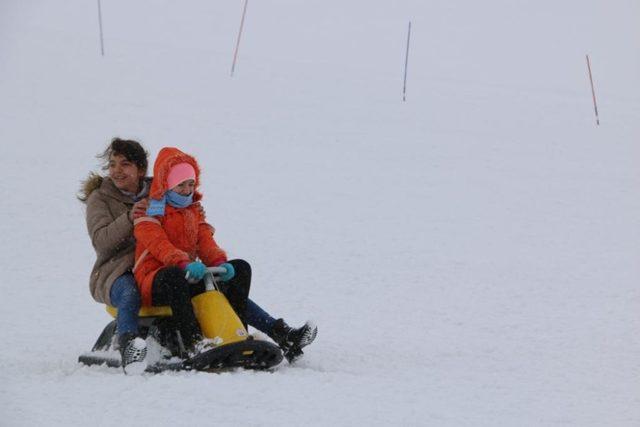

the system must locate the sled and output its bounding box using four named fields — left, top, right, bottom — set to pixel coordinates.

left=78, top=266, right=283, bottom=373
